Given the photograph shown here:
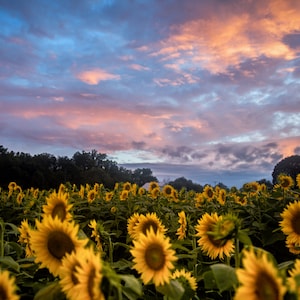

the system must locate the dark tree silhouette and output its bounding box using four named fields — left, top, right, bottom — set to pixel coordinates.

left=272, top=155, right=300, bottom=185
